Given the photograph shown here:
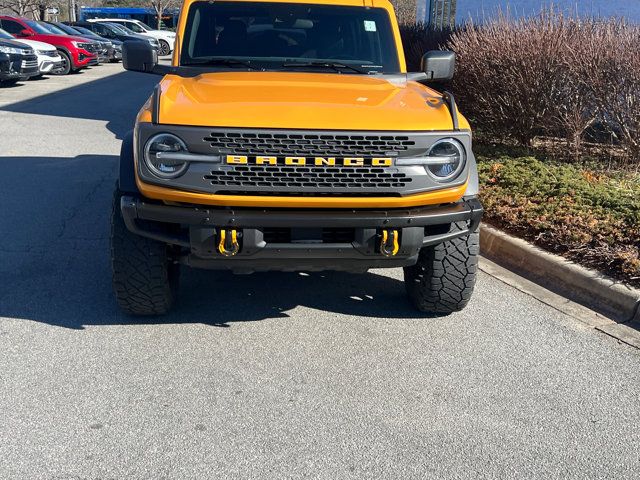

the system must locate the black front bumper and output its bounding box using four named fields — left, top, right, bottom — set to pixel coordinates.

left=0, top=53, right=28, bottom=80
left=121, top=196, right=483, bottom=273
